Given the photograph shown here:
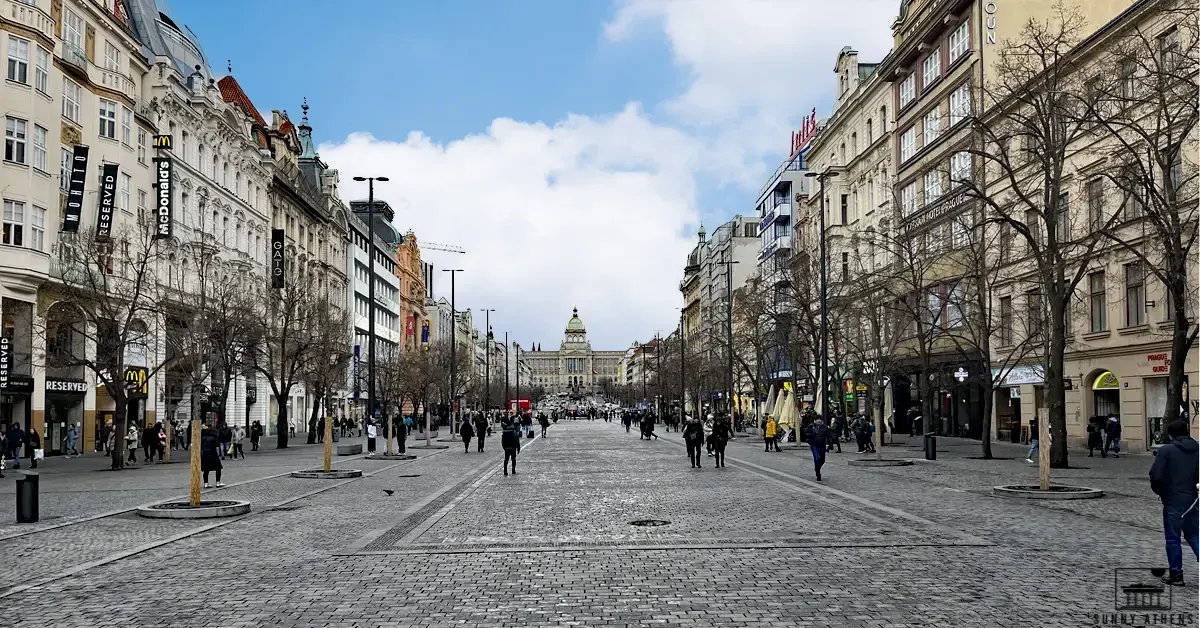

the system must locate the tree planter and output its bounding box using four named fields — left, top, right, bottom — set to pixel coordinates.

left=847, top=459, right=915, bottom=467
left=992, top=485, right=1104, bottom=500
left=365, top=453, right=416, bottom=461
left=290, top=469, right=363, bottom=479
left=137, top=500, right=250, bottom=519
